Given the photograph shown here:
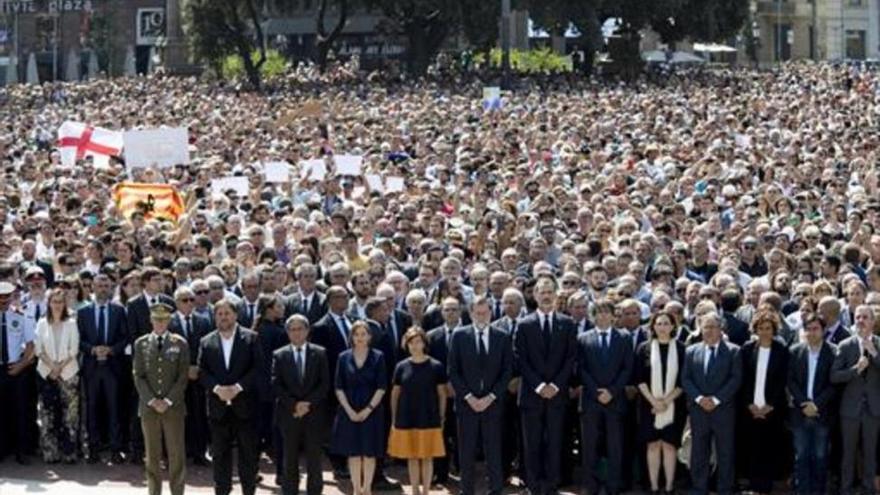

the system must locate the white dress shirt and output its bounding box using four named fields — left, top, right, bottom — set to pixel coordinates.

left=753, top=346, right=772, bottom=408
left=807, top=344, right=821, bottom=400
left=292, top=344, right=307, bottom=376
left=220, top=331, right=235, bottom=369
